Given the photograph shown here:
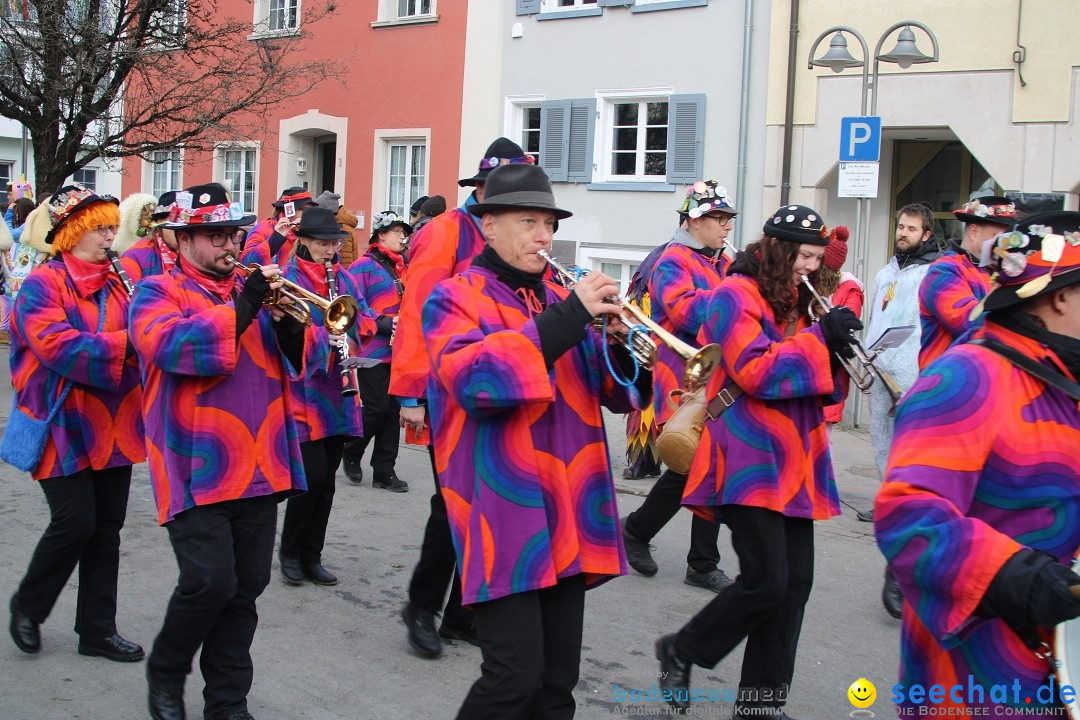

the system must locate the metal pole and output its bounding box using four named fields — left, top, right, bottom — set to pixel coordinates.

left=734, top=0, right=754, bottom=250
left=20, top=124, right=28, bottom=180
